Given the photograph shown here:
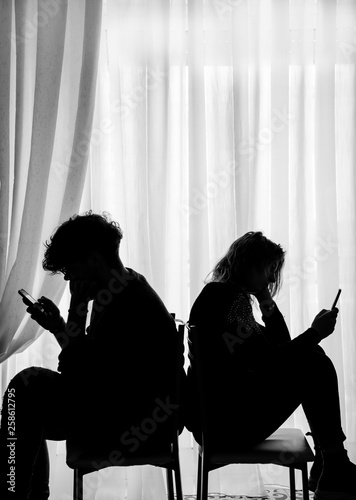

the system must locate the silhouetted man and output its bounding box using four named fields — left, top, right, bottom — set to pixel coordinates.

left=0, top=211, right=185, bottom=499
